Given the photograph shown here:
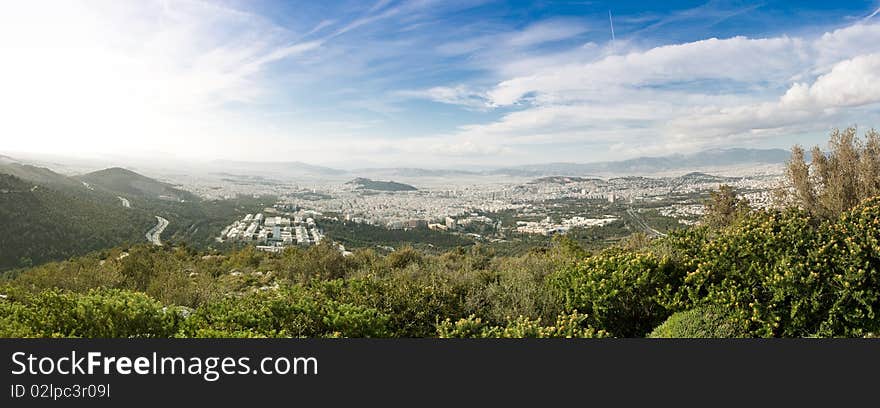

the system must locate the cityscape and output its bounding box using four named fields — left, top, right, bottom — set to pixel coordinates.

left=219, top=210, right=324, bottom=253
left=174, top=163, right=782, bottom=246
